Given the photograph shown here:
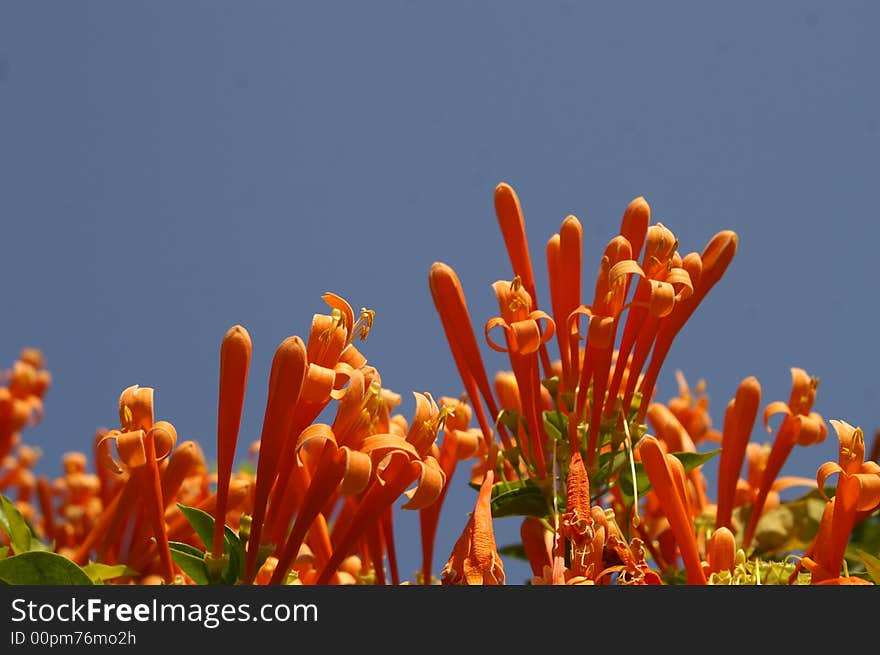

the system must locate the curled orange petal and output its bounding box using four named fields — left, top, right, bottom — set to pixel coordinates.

left=118, top=385, right=154, bottom=432
left=401, top=457, right=446, bottom=510
left=338, top=448, right=372, bottom=496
